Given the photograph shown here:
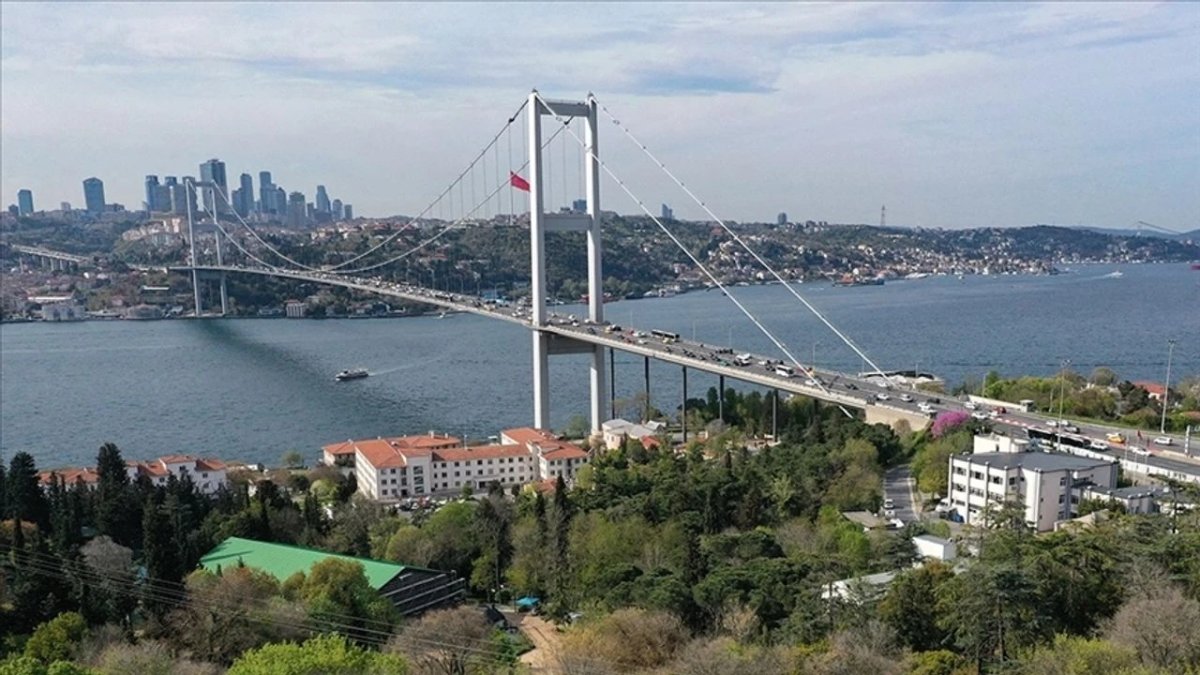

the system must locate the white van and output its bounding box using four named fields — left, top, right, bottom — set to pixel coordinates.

left=774, top=365, right=794, bottom=378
